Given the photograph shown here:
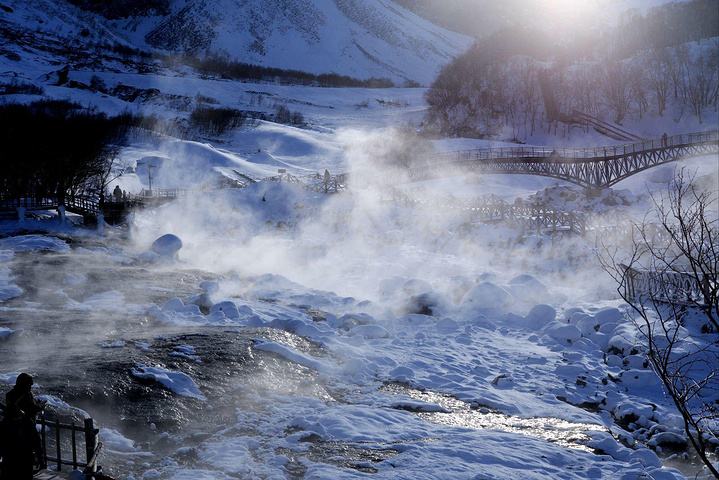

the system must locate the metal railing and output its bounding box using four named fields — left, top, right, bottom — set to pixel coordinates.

left=621, top=264, right=712, bottom=307
left=436, top=130, right=719, bottom=164
left=0, top=403, right=102, bottom=477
